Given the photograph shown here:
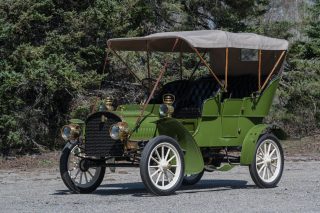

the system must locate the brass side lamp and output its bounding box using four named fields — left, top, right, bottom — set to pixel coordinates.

left=159, top=94, right=175, bottom=118
left=106, top=96, right=114, bottom=111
